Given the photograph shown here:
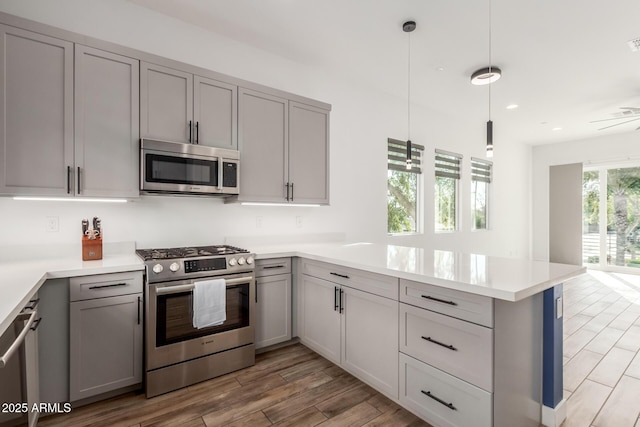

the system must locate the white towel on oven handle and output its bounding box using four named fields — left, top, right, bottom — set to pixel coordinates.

left=192, top=278, right=226, bottom=329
